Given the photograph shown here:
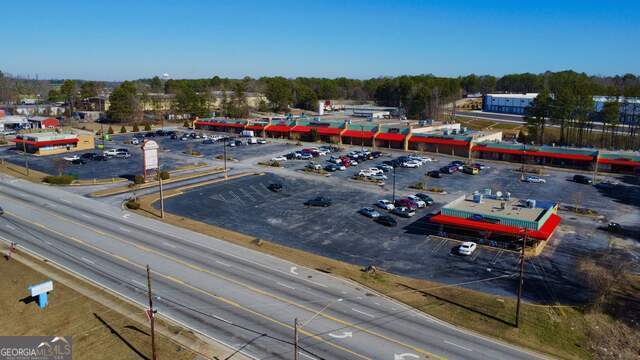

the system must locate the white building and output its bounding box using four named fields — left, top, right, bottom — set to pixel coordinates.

left=482, top=93, right=538, bottom=115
